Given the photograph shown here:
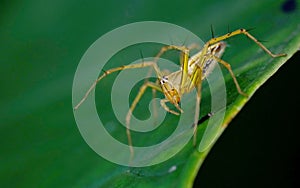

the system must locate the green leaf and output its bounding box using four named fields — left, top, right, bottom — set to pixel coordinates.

left=1, top=0, right=299, bottom=187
